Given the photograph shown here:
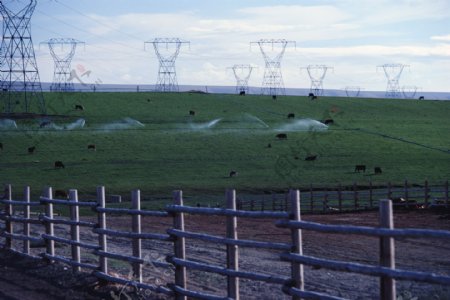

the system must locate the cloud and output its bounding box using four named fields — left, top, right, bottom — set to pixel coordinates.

left=431, top=34, right=450, bottom=42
